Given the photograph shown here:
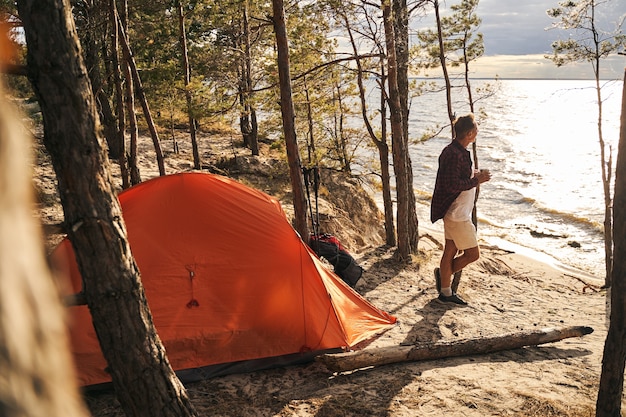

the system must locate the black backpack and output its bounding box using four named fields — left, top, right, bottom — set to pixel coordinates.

left=309, top=234, right=363, bottom=288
